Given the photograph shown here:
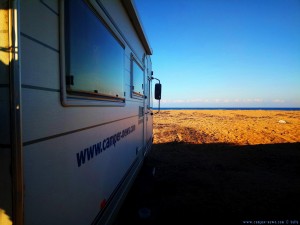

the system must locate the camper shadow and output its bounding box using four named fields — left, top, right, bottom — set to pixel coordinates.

left=114, top=142, right=300, bottom=225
